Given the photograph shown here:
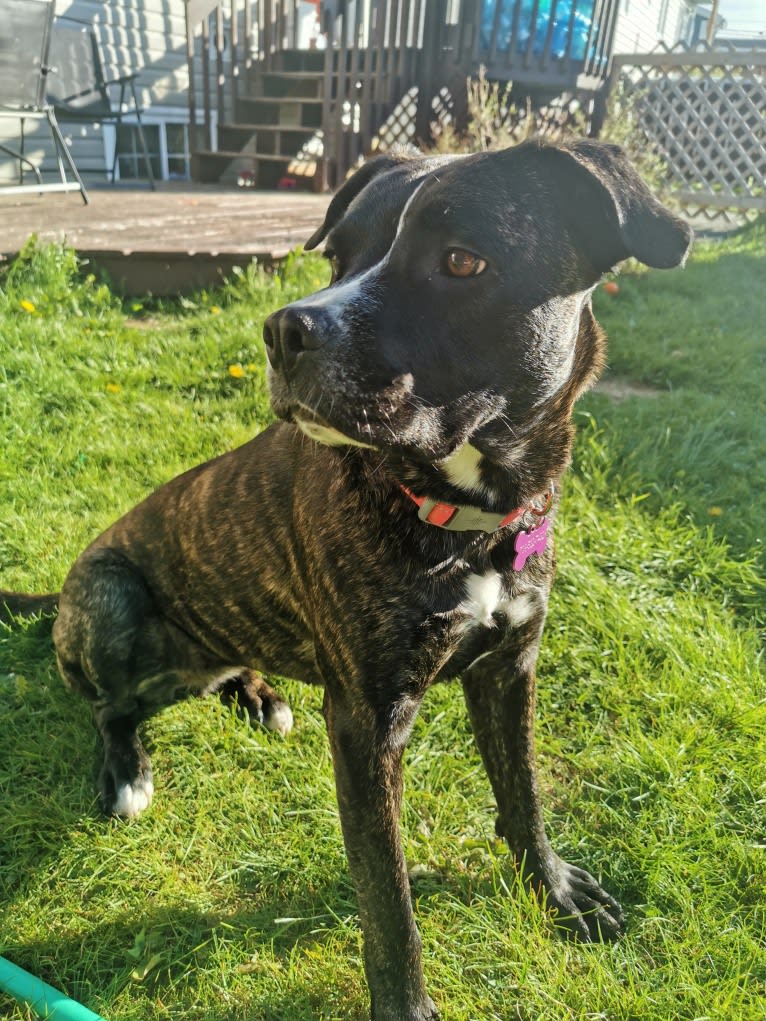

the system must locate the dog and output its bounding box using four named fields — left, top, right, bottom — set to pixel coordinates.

left=1, top=139, right=691, bottom=1020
